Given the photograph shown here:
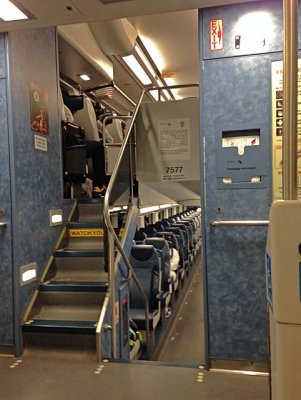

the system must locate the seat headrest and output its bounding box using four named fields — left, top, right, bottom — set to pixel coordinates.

left=73, top=96, right=99, bottom=141
left=144, top=237, right=167, bottom=251
left=131, top=245, right=157, bottom=263
left=63, top=94, right=84, bottom=112
left=156, top=232, right=179, bottom=249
